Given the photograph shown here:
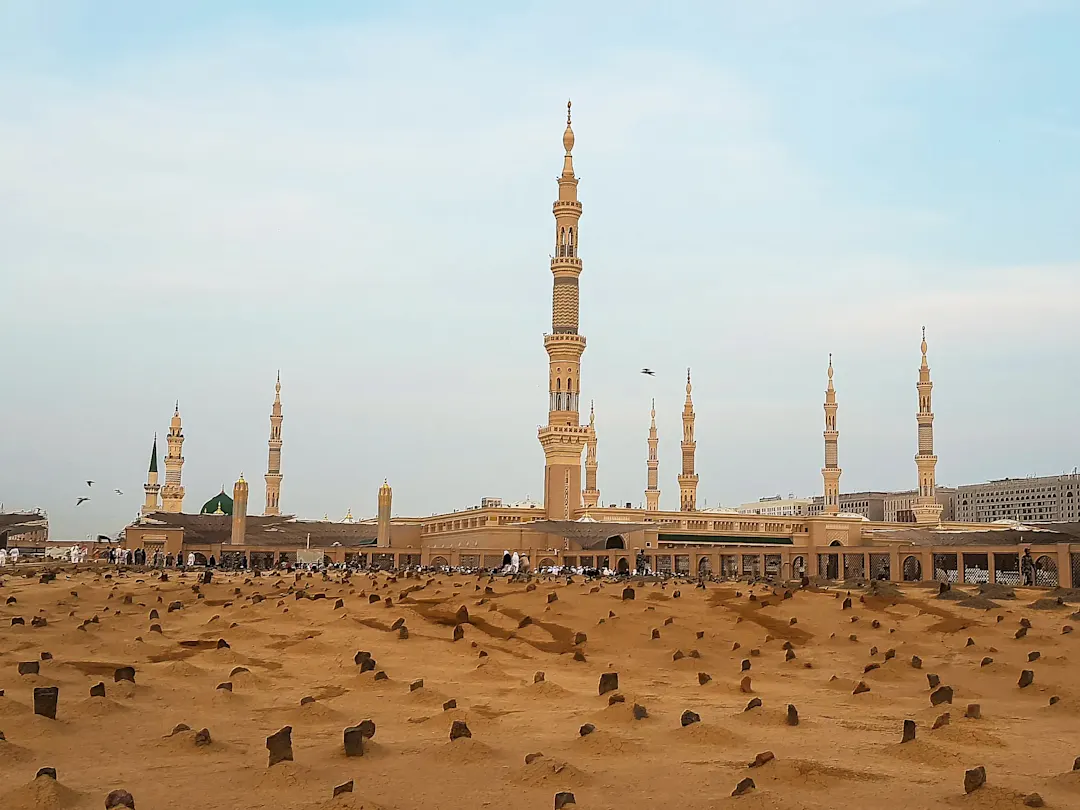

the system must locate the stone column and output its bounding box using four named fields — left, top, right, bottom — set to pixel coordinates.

left=1057, top=545, right=1072, bottom=588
